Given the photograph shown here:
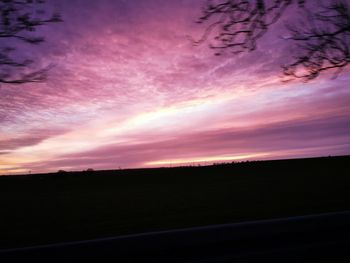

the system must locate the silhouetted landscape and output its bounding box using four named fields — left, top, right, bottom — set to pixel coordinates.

left=1, top=0, right=350, bottom=261
left=1, top=155, right=349, bottom=250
